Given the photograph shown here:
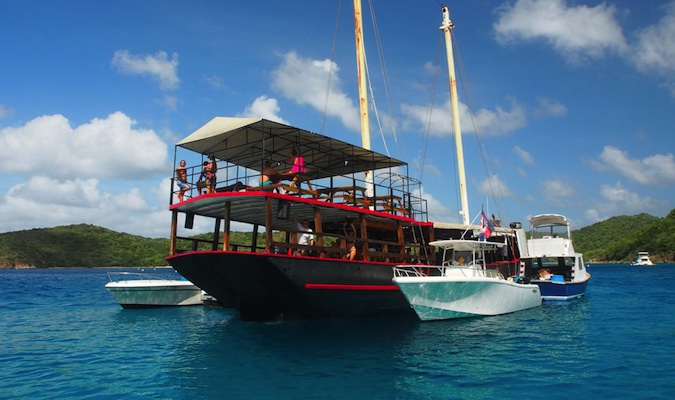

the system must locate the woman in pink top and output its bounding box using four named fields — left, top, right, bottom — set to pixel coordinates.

left=287, top=145, right=306, bottom=174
